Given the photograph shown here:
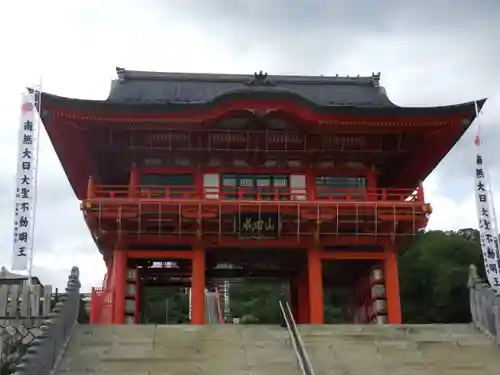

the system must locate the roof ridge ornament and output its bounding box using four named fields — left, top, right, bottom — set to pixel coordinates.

left=245, top=71, right=276, bottom=86
left=371, top=72, right=381, bottom=87
left=116, top=67, right=126, bottom=81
